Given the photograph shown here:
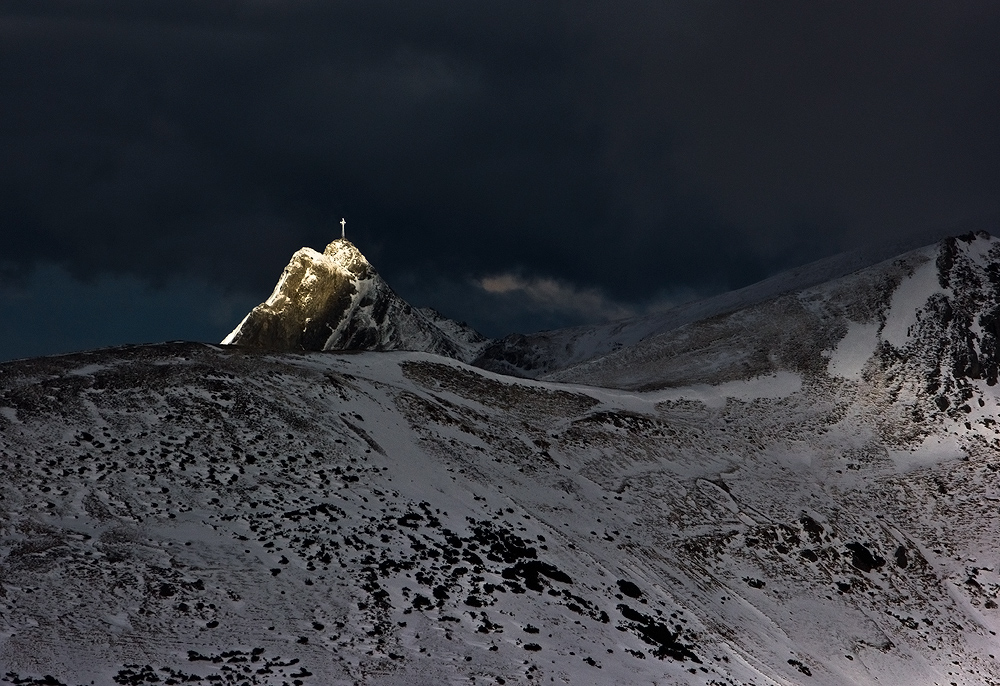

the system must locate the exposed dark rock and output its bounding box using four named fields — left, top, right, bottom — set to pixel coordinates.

left=617, top=604, right=701, bottom=663
left=617, top=579, right=642, bottom=598
left=846, top=543, right=884, bottom=573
